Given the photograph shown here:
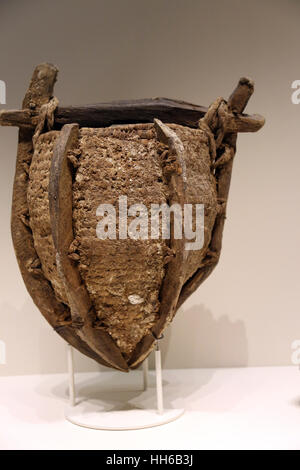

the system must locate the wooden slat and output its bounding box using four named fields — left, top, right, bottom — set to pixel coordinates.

left=49, top=124, right=128, bottom=371
left=11, top=63, right=119, bottom=367
left=178, top=77, right=255, bottom=308
left=129, top=119, right=187, bottom=368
